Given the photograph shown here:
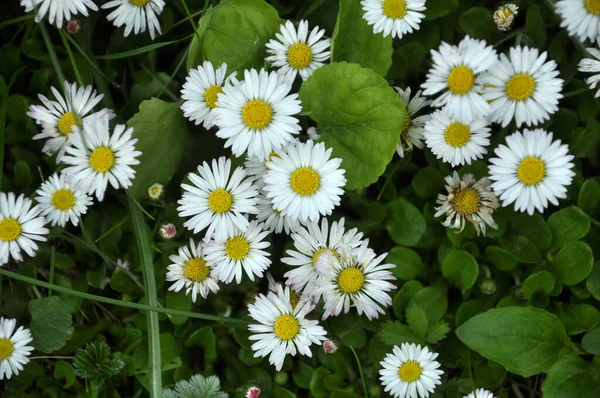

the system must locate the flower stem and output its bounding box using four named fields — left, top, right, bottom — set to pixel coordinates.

left=39, top=21, right=67, bottom=85
left=563, top=87, right=590, bottom=98
left=48, top=246, right=56, bottom=296
left=59, top=29, right=84, bottom=86
left=349, top=346, right=368, bottom=398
